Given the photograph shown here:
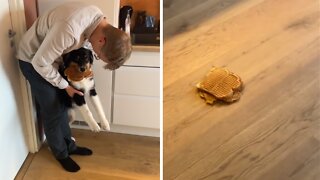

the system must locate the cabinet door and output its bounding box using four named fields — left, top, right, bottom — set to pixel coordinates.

left=124, top=51, right=160, bottom=67
left=113, top=95, right=160, bottom=129
left=115, top=66, right=160, bottom=97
